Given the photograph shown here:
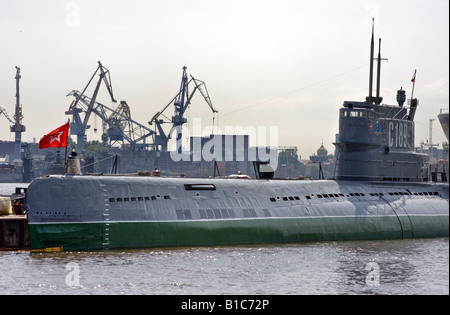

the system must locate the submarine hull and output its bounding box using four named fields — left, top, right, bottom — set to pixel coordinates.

left=25, top=175, right=449, bottom=251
